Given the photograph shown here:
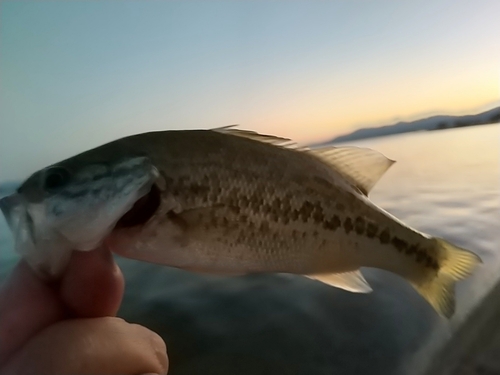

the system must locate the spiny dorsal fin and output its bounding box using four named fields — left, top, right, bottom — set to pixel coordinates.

left=213, top=126, right=394, bottom=195
left=305, top=270, right=373, bottom=293
left=213, top=125, right=303, bottom=149
left=308, top=146, right=395, bottom=195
